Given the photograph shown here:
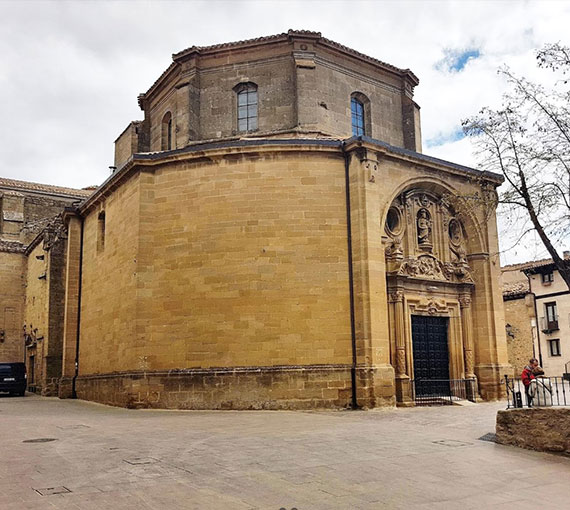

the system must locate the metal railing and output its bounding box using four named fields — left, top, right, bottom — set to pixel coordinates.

left=411, top=378, right=477, bottom=406
left=539, top=316, right=559, bottom=332
left=505, top=375, right=569, bottom=408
